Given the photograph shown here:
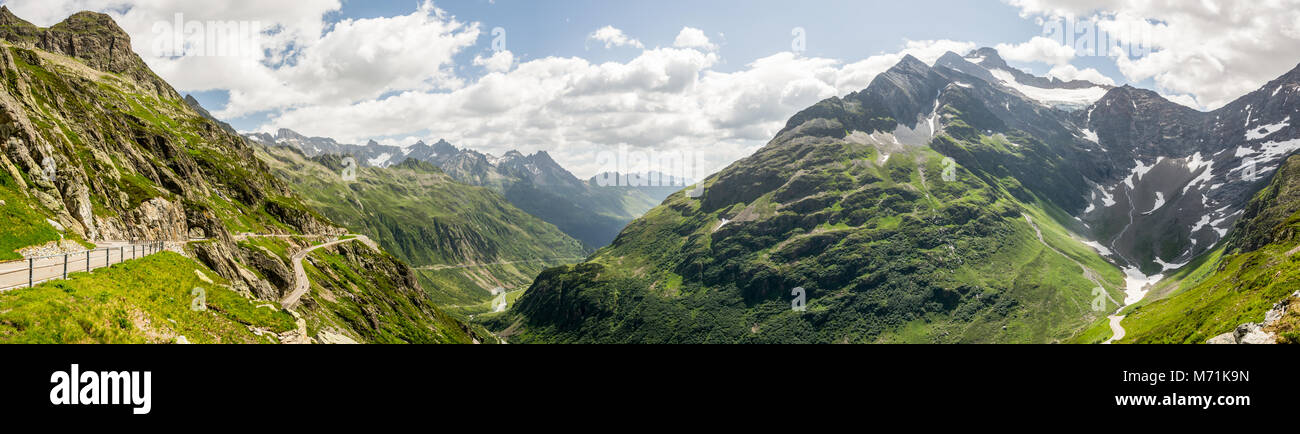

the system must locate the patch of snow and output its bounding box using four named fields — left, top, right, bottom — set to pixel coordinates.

left=1153, top=256, right=1190, bottom=272
left=1122, top=267, right=1163, bottom=305
left=1210, top=211, right=1243, bottom=237
left=1082, top=240, right=1112, bottom=256
left=1124, top=159, right=1156, bottom=189
left=1230, top=138, right=1300, bottom=177
left=1190, top=214, right=1212, bottom=234
left=1097, top=185, right=1117, bottom=207
left=1182, top=152, right=1215, bottom=194
left=989, top=69, right=1108, bottom=109
left=953, top=81, right=973, bottom=88
left=928, top=90, right=942, bottom=138
left=1080, top=129, right=1100, bottom=144
left=368, top=153, right=392, bottom=167
left=877, top=153, right=891, bottom=165
left=1245, top=116, right=1290, bottom=141
left=1142, top=192, right=1166, bottom=215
